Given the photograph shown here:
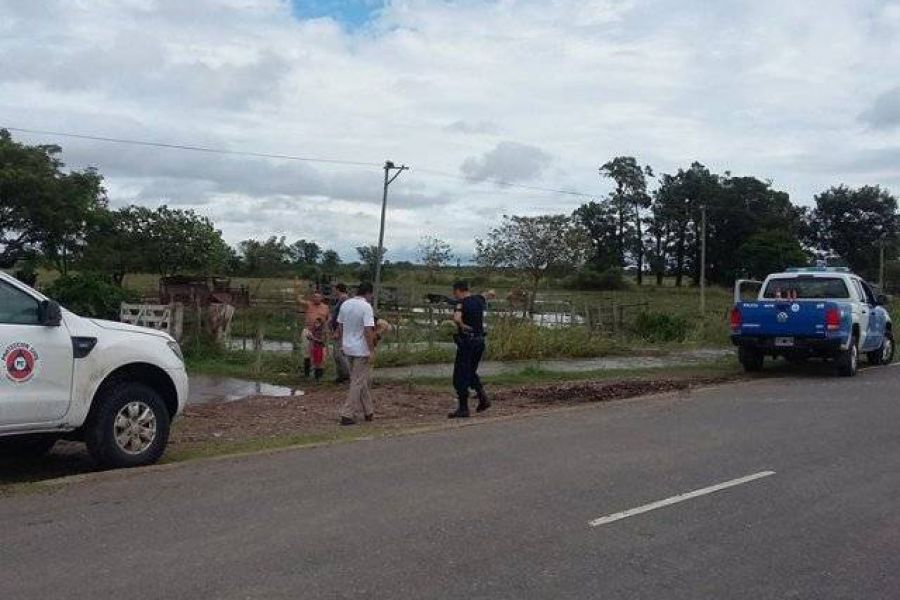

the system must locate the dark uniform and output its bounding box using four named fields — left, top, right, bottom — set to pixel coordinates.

left=450, top=294, right=489, bottom=417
